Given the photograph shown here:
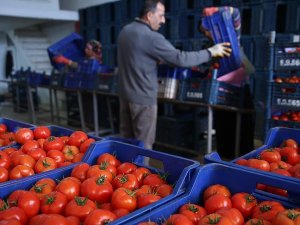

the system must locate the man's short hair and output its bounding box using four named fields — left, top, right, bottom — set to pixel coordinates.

left=139, top=0, right=164, bottom=18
